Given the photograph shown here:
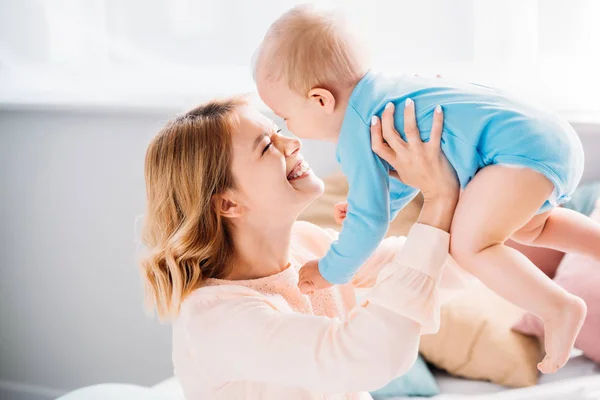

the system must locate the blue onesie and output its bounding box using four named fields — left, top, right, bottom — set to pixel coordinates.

left=318, top=70, right=584, bottom=284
